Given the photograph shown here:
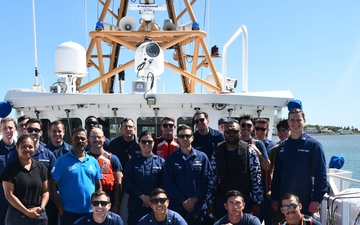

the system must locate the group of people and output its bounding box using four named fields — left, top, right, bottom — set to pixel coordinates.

left=0, top=103, right=327, bottom=225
